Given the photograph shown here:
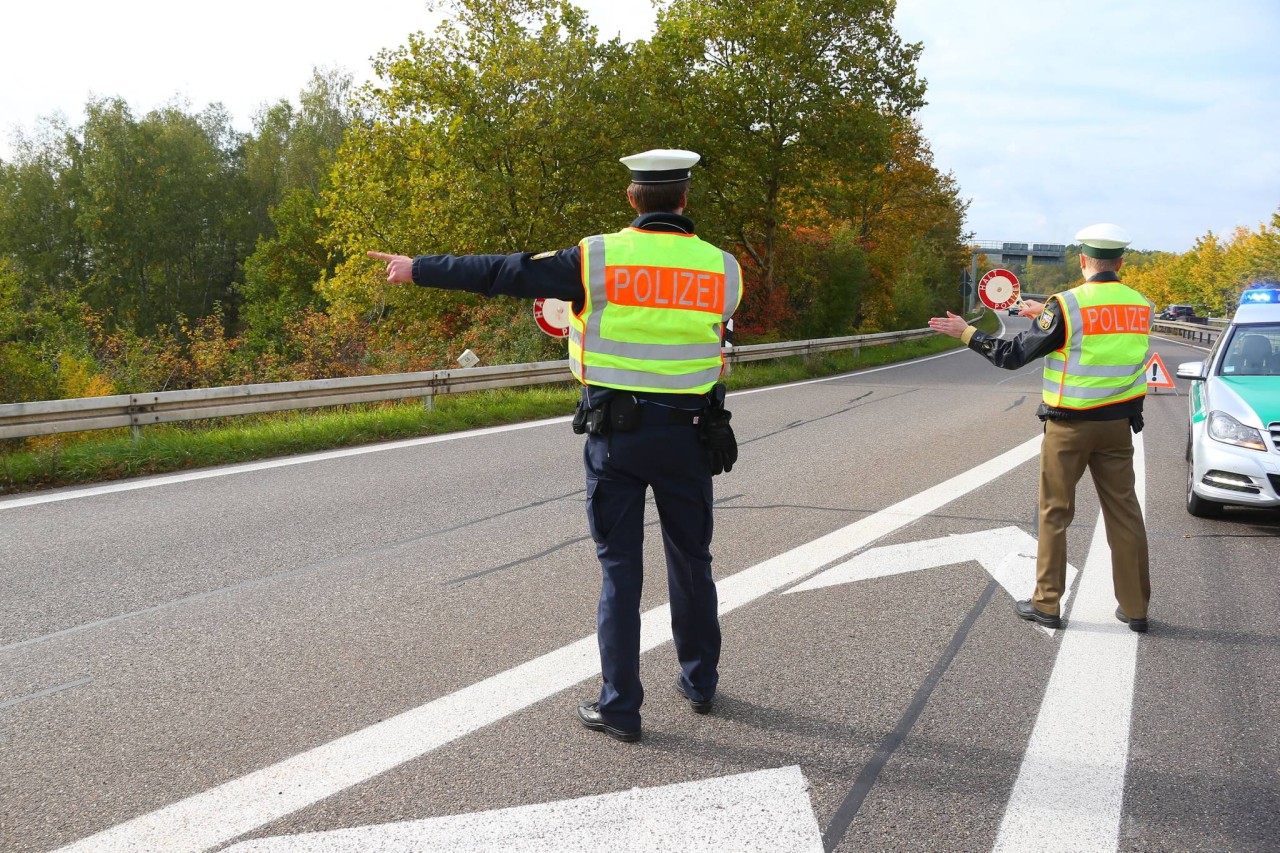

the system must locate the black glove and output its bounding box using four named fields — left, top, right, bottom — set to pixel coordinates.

left=700, top=384, right=737, bottom=475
